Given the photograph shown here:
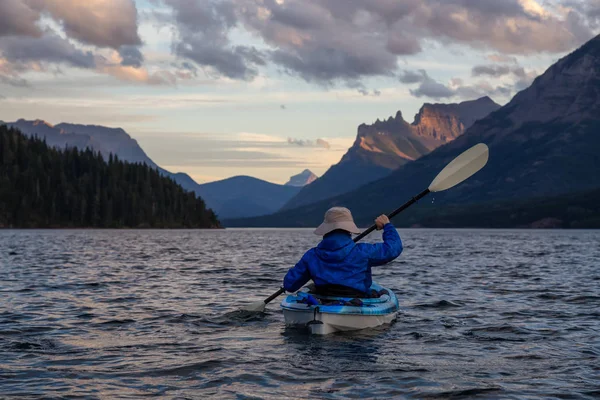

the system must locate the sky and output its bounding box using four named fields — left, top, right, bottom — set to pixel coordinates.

left=0, top=0, right=598, bottom=184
